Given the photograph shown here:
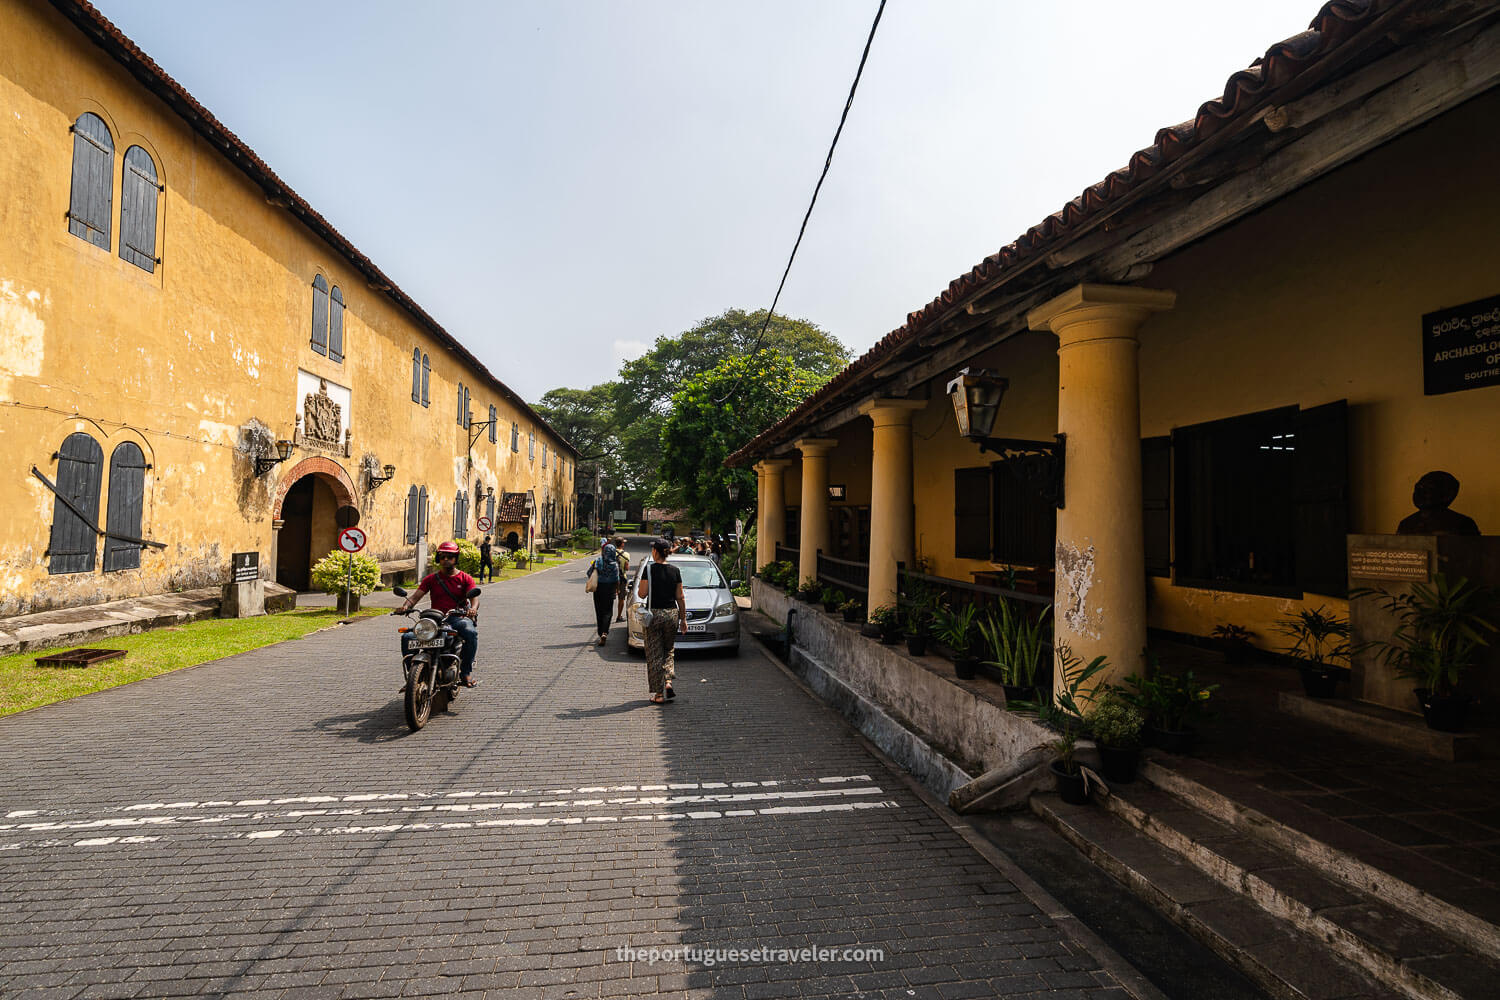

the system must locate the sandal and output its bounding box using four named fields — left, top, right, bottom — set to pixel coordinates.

left=649, top=694, right=665, bottom=704
left=664, top=686, right=675, bottom=700
left=461, top=677, right=479, bottom=688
